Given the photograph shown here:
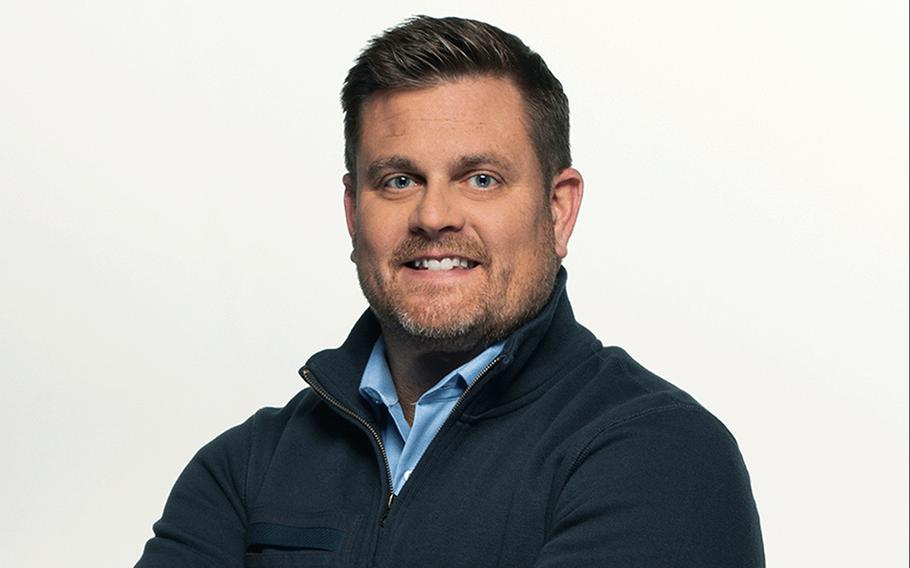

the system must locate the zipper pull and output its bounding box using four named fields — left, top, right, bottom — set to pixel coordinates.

left=380, top=492, right=395, bottom=527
